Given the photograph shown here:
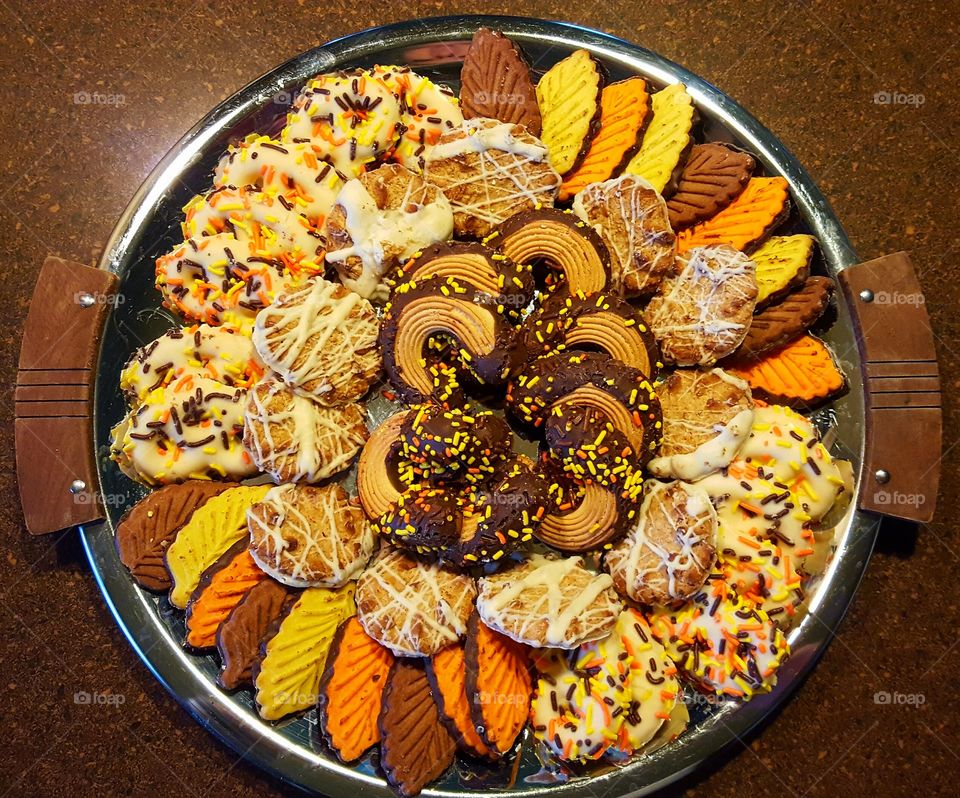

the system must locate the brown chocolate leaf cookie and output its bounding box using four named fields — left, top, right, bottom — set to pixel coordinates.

left=215, top=578, right=292, bottom=690
left=736, top=276, right=834, bottom=359
left=667, top=143, right=756, bottom=230
left=379, top=658, right=456, bottom=797
left=114, top=481, right=233, bottom=591
left=460, top=28, right=541, bottom=135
